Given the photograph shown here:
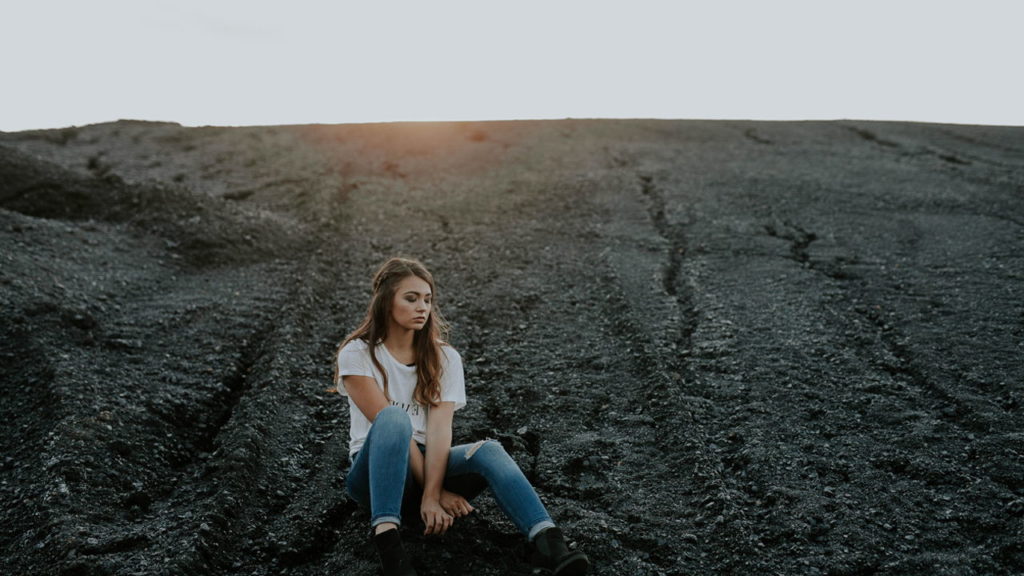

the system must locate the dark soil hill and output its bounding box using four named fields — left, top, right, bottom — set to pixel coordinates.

left=1, top=119, right=1022, bottom=575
